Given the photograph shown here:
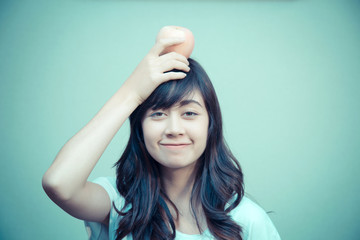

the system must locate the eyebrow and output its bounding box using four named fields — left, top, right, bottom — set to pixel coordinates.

left=178, top=99, right=204, bottom=108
